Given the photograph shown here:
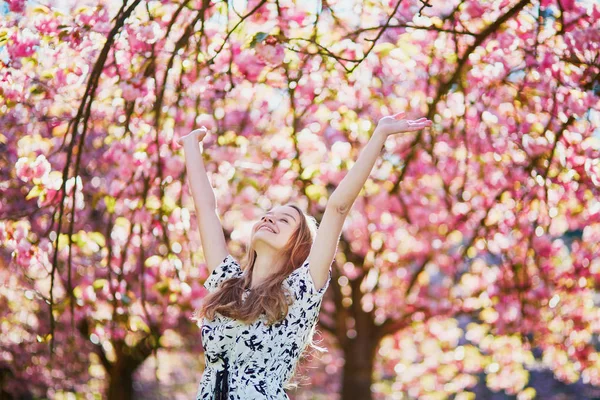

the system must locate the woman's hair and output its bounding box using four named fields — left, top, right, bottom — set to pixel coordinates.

left=195, top=203, right=317, bottom=325
left=192, top=203, right=327, bottom=389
